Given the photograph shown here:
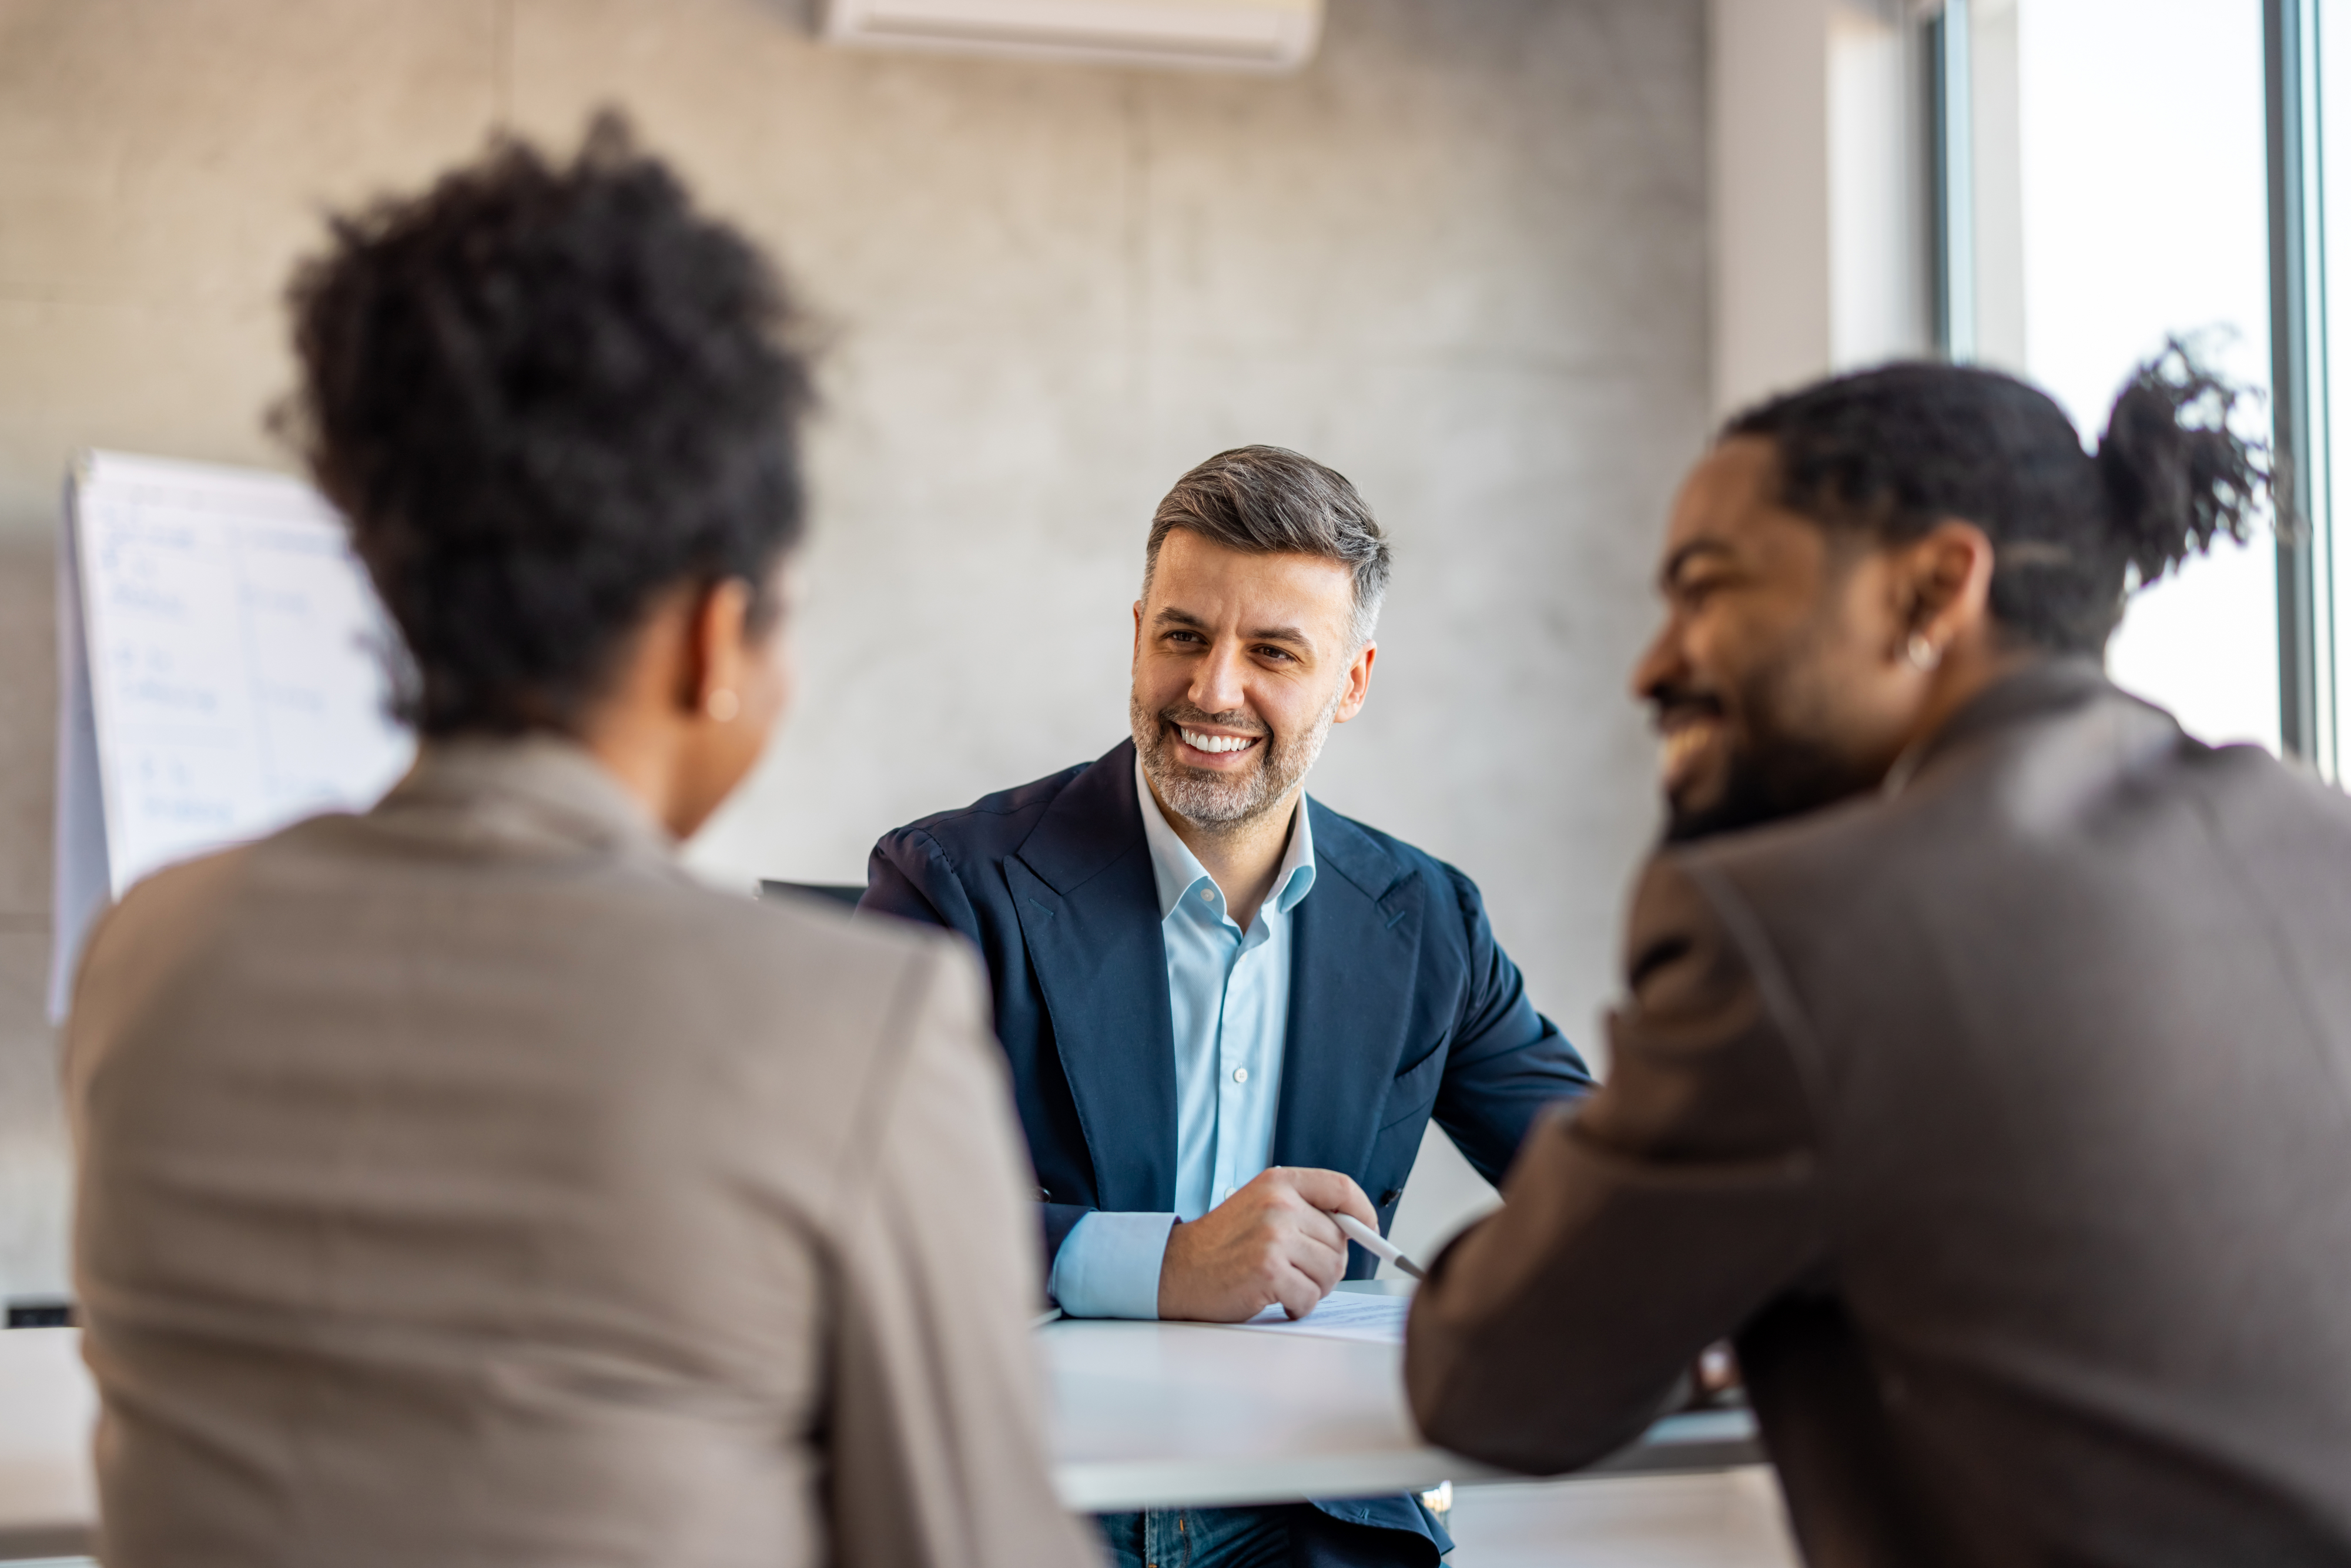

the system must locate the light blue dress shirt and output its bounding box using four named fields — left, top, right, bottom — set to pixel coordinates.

left=1046, top=759, right=1319, bottom=1319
